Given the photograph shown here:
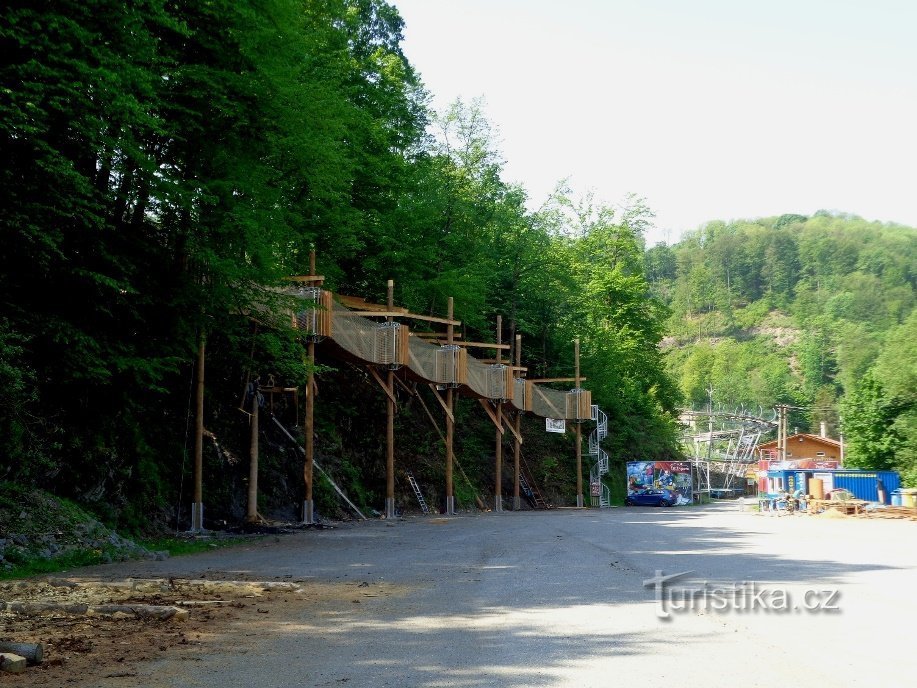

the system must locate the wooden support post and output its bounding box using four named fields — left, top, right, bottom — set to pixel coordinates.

left=385, top=279, right=396, bottom=519
left=575, top=338, right=583, bottom=508
left=494, top=315, right=503, bottom=513
left=513, top=334, right=522, bottom=511
left=191, top=333, right=206, bottom=532
left=446, top=297, right=455, bottom=516
left=303, top=346, right=316, bottom=524
left=246, top=380, right=259, bottom=523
